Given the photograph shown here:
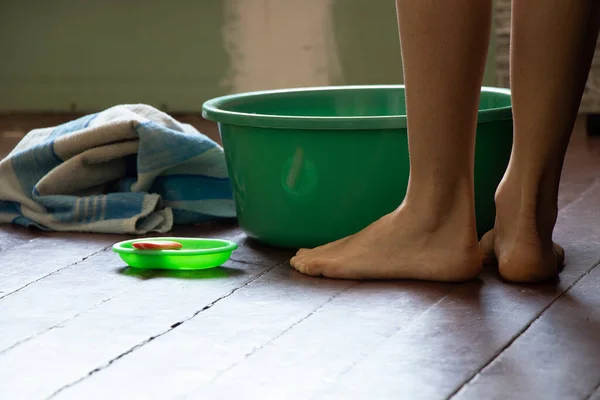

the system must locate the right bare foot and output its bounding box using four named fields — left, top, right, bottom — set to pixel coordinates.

left=290, top=190, right=482, bottom=282
left=480, top=175, right=565, bottom=283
